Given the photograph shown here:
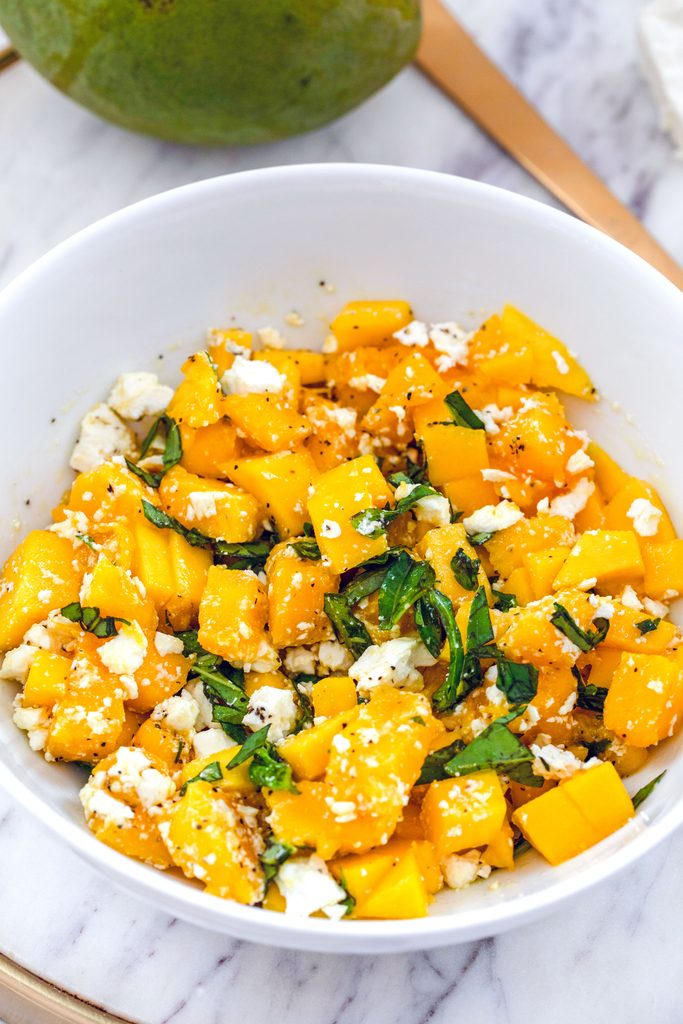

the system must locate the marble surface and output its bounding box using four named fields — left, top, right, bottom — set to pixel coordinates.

left=1, top=1, right=683, bottom=1021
